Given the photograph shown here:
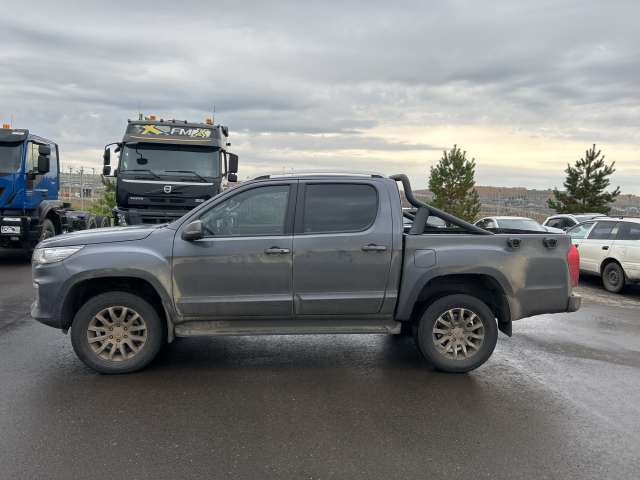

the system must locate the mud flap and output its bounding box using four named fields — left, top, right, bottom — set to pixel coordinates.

left=498, top=320, right=512, bottom=337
